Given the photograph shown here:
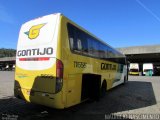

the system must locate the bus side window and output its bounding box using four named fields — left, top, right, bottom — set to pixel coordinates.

left=92, top=39, right=100, bottom=58
left=75, top=28, right=88, bottom=52
left=67, top=23, right=79, bottom=52
left=118, top=64, right=124, bottom=73
left=80, top=32, right=88, bottom=54
left=77, top=39, right=82, bottom=51
left=104, top=45, right=109, bottom=59
left=87, top=37, right=94, bottom=56
left=99, top=43, right=106, bottom=59
left=67, top=23, right=89, bottom=54
left=70, top=38, right=74, bottom=50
